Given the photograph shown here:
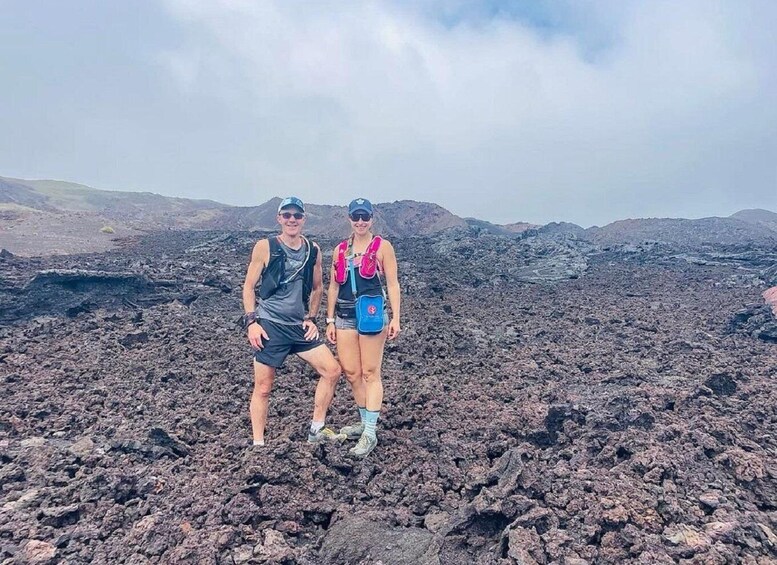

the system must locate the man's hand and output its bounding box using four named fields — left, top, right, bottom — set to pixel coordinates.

left=387, top=317, right=401, bottom=340
left=326, top=322, right=337, bottom=344
left=248, top=323, right=269, bottom=349
left=302, top=319, right=319, bottom=341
